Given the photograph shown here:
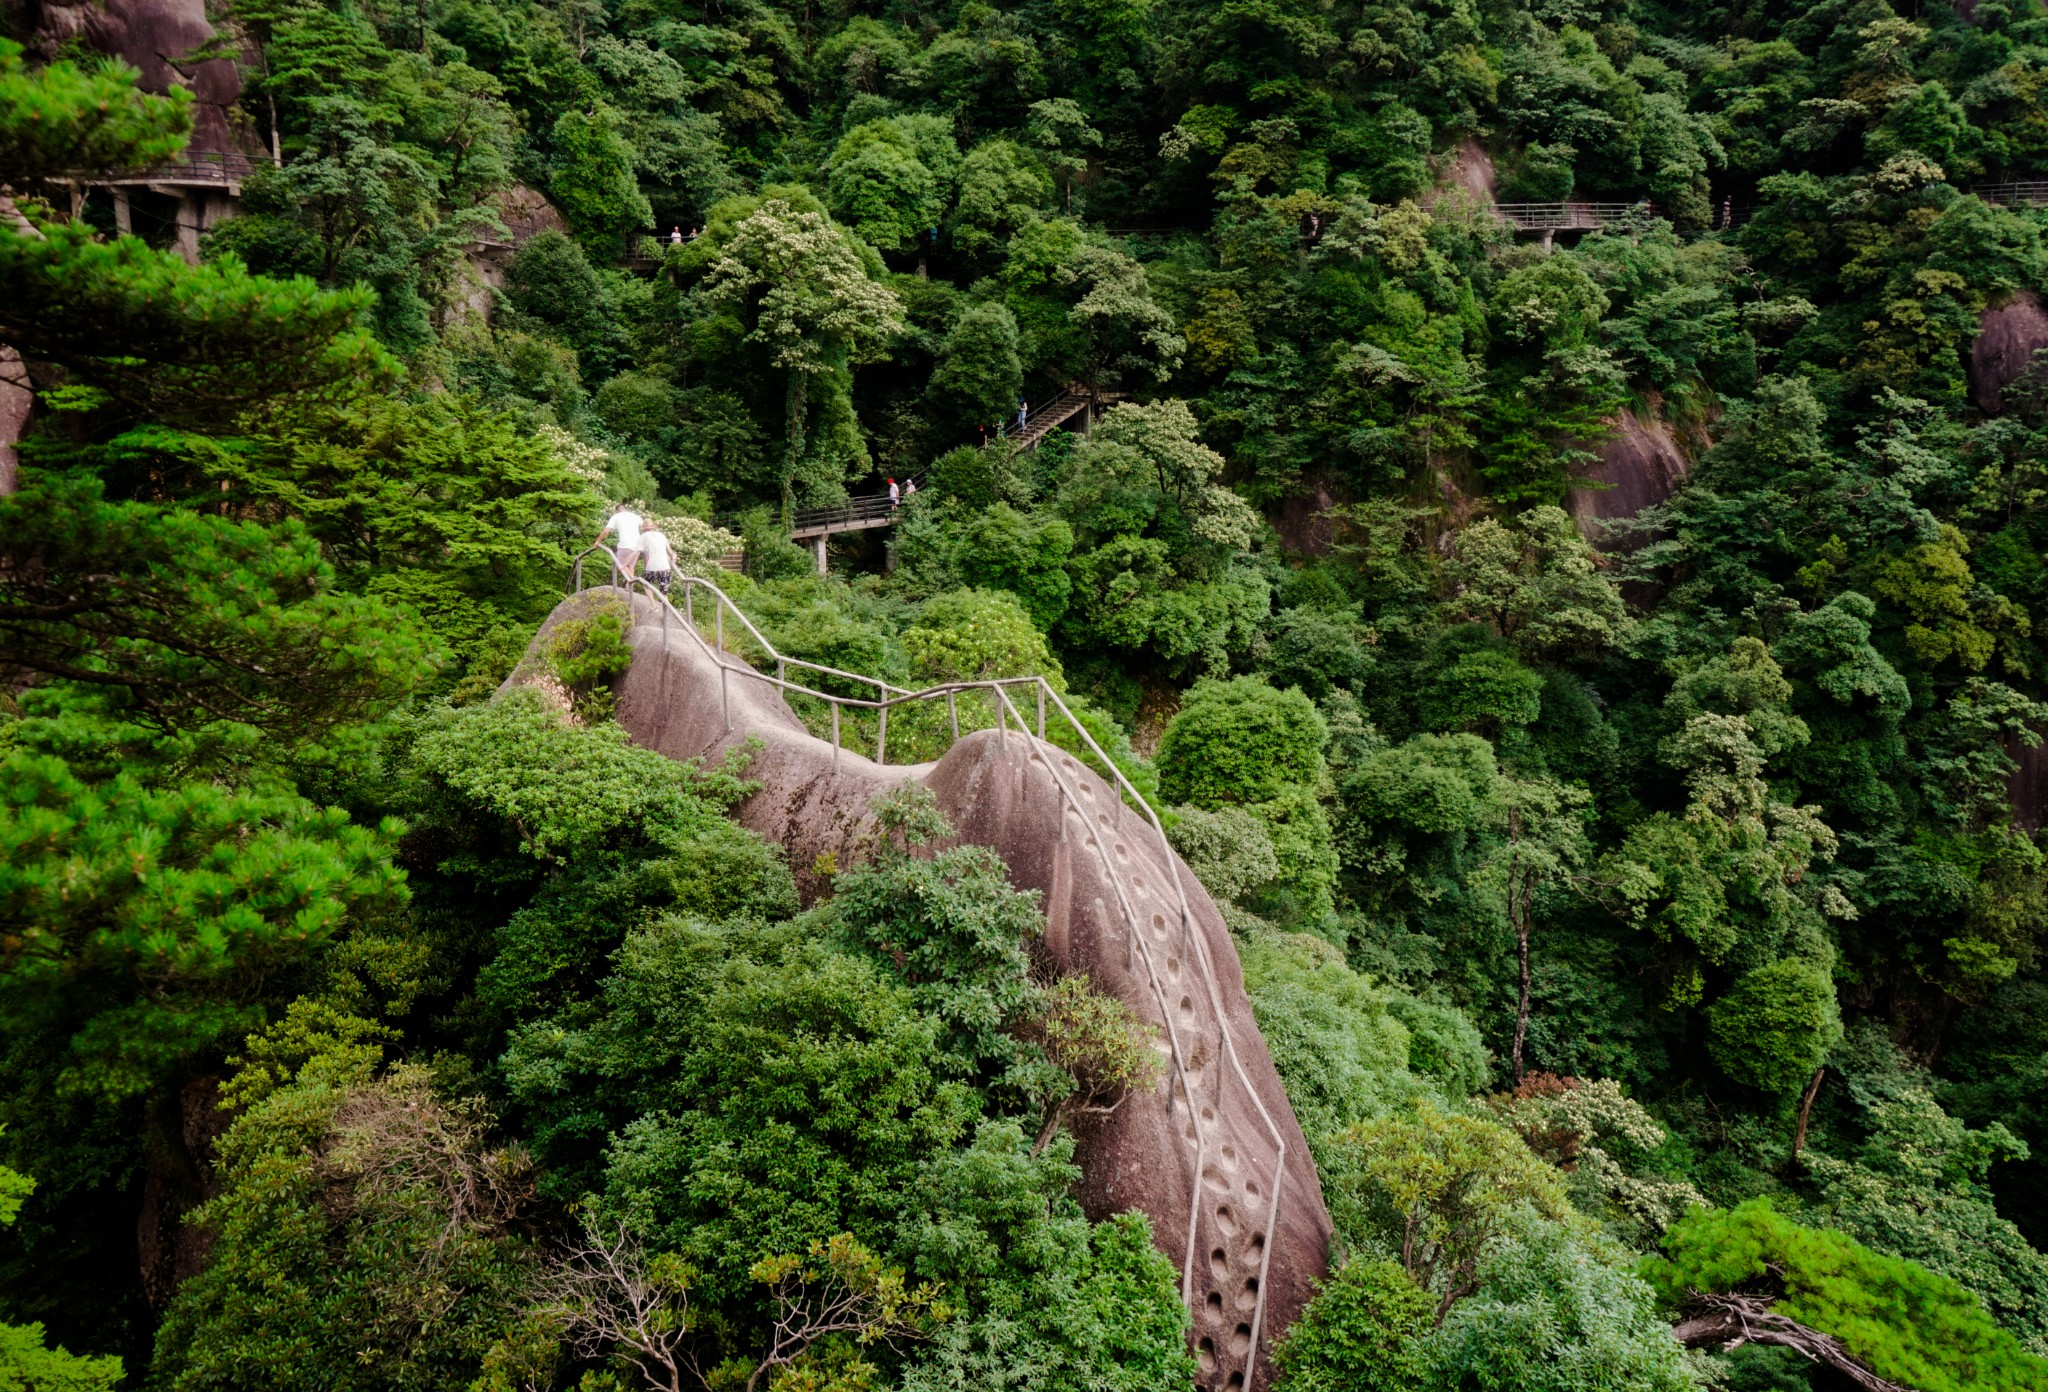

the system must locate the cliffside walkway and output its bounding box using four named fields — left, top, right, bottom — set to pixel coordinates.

left=1978, top=182, right=2048, bottom=207
left=1496, top=200, right=1661, bottom=244
left=569, top=543, right=1314, bottom=1391
left=774, top=493, right=906, bottom=573
left=78, top=148, right=275, bottom=190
